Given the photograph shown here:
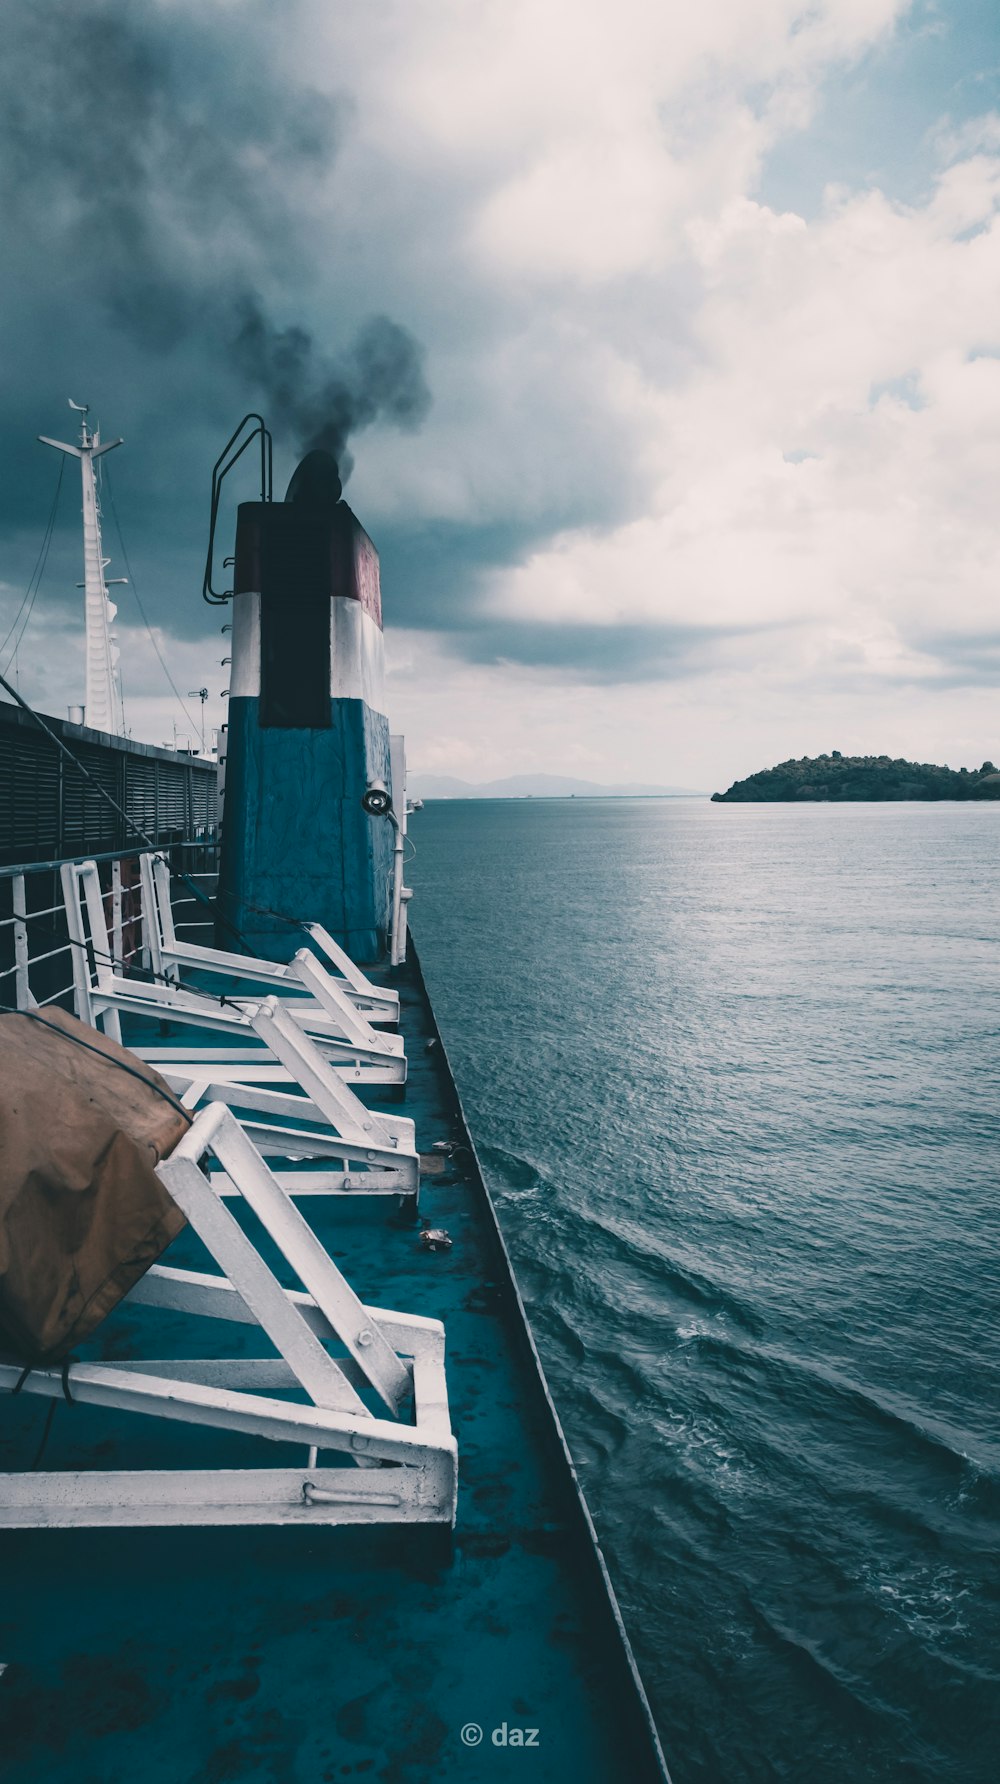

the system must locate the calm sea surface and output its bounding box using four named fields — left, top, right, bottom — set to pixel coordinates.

left=408, top=798, right=1000, bottom=1784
